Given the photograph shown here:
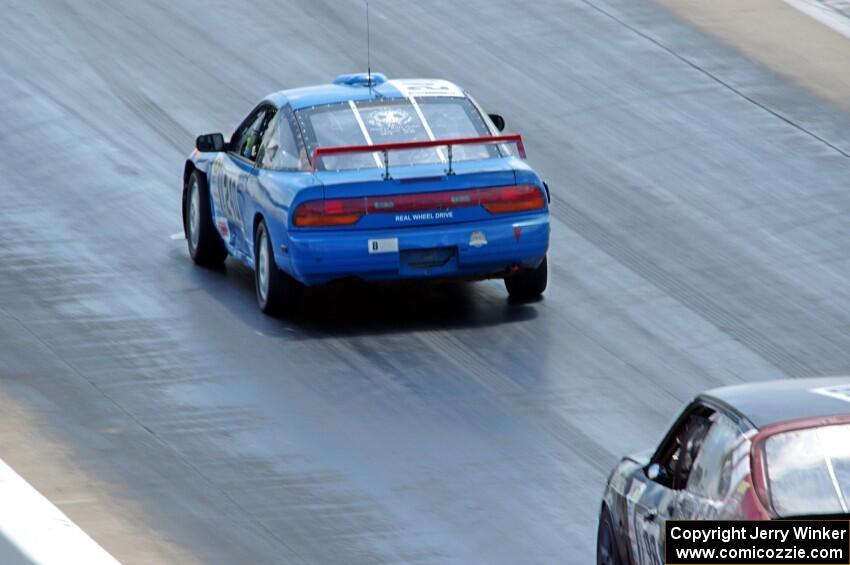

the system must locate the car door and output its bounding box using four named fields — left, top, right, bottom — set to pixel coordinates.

left=212, top=104, right=275, bottom=258
left=678, top=411, right=749, bottom=520
left=629, top=402, right=715, bottom=565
